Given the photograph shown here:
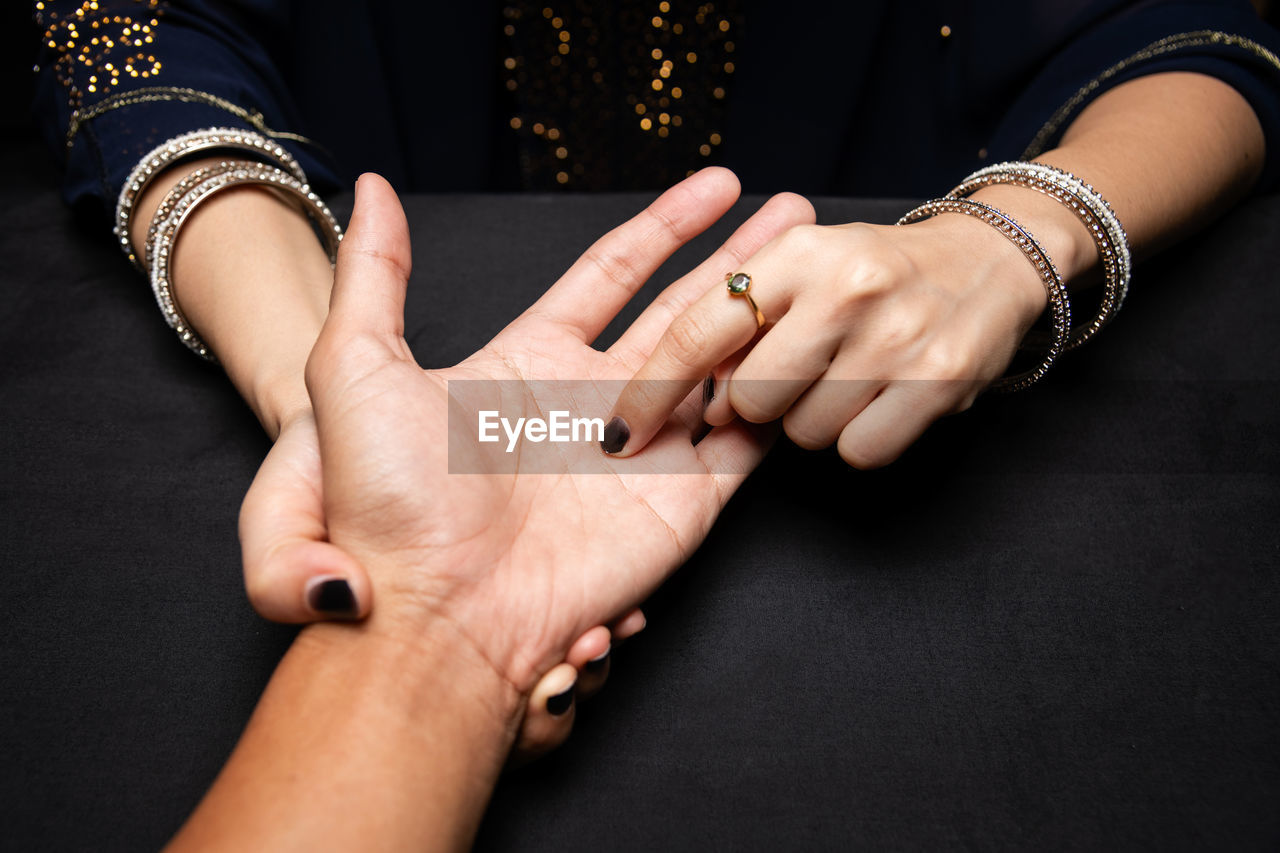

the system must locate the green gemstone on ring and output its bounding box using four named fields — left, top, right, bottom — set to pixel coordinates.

left=727, top=273, right=751, bottom=294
